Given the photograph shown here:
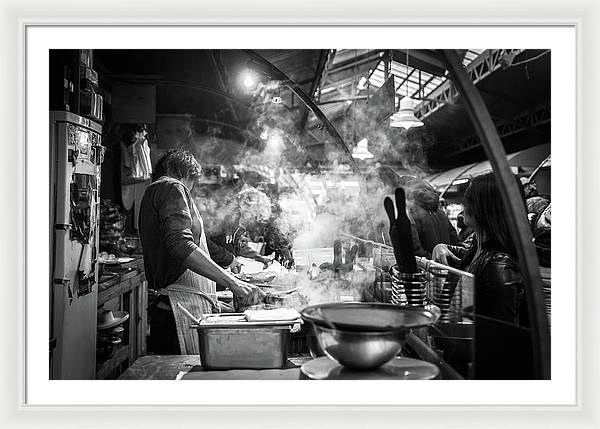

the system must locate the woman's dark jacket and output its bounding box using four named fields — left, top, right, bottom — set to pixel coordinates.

left=448, top=238, right=534, bottom=379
